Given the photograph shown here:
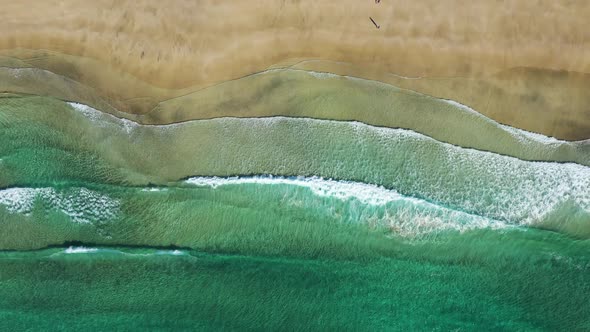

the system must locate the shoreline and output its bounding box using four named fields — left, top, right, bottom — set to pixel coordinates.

left=0, top=1, right=589, bottom=139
